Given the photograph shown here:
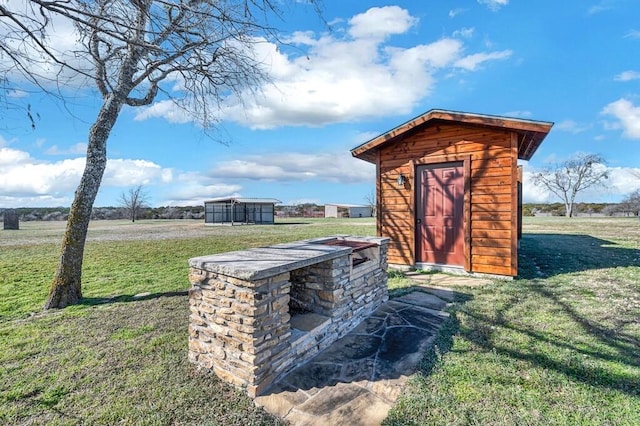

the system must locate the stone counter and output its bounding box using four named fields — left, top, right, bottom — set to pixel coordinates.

left=188, top=236, right=389, bottom=397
